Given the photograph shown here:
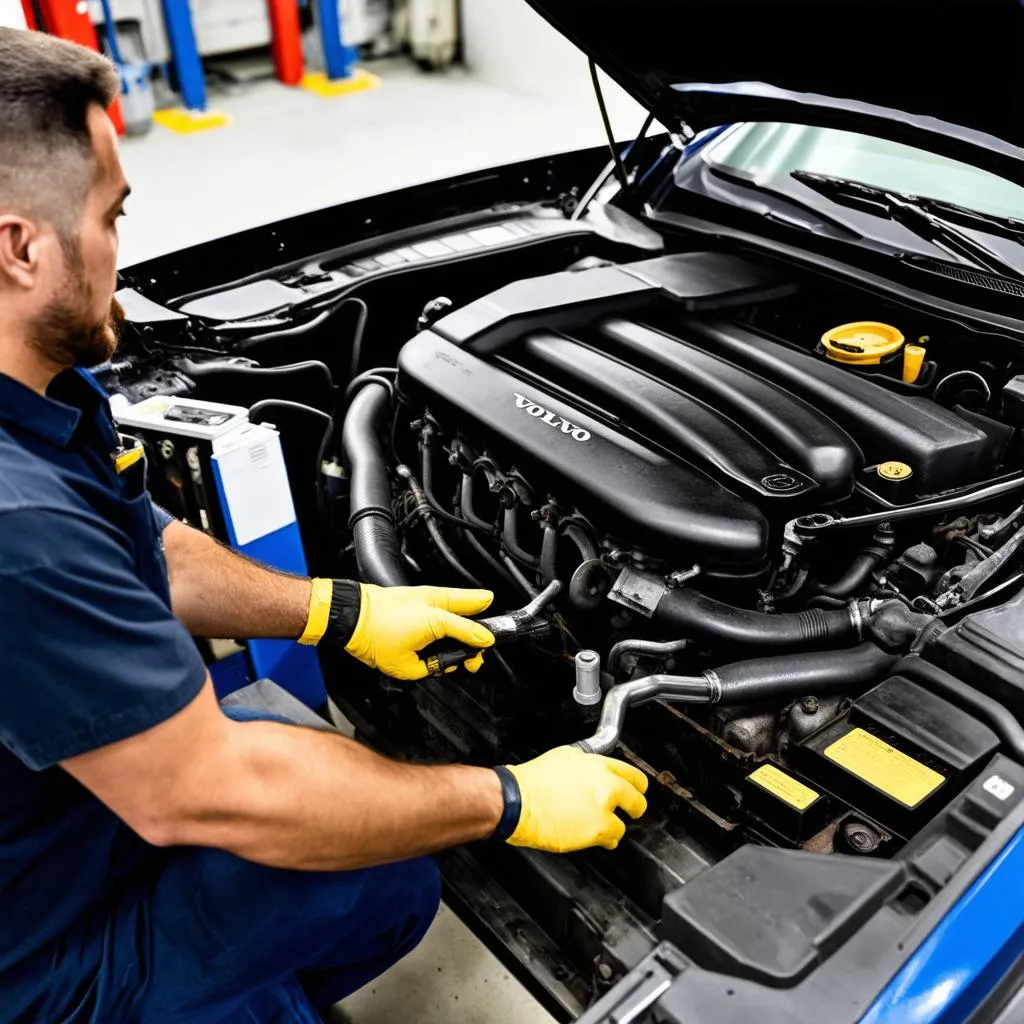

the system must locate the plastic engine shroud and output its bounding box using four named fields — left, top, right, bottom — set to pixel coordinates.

left=397, top=253, right=1007, bottom=579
